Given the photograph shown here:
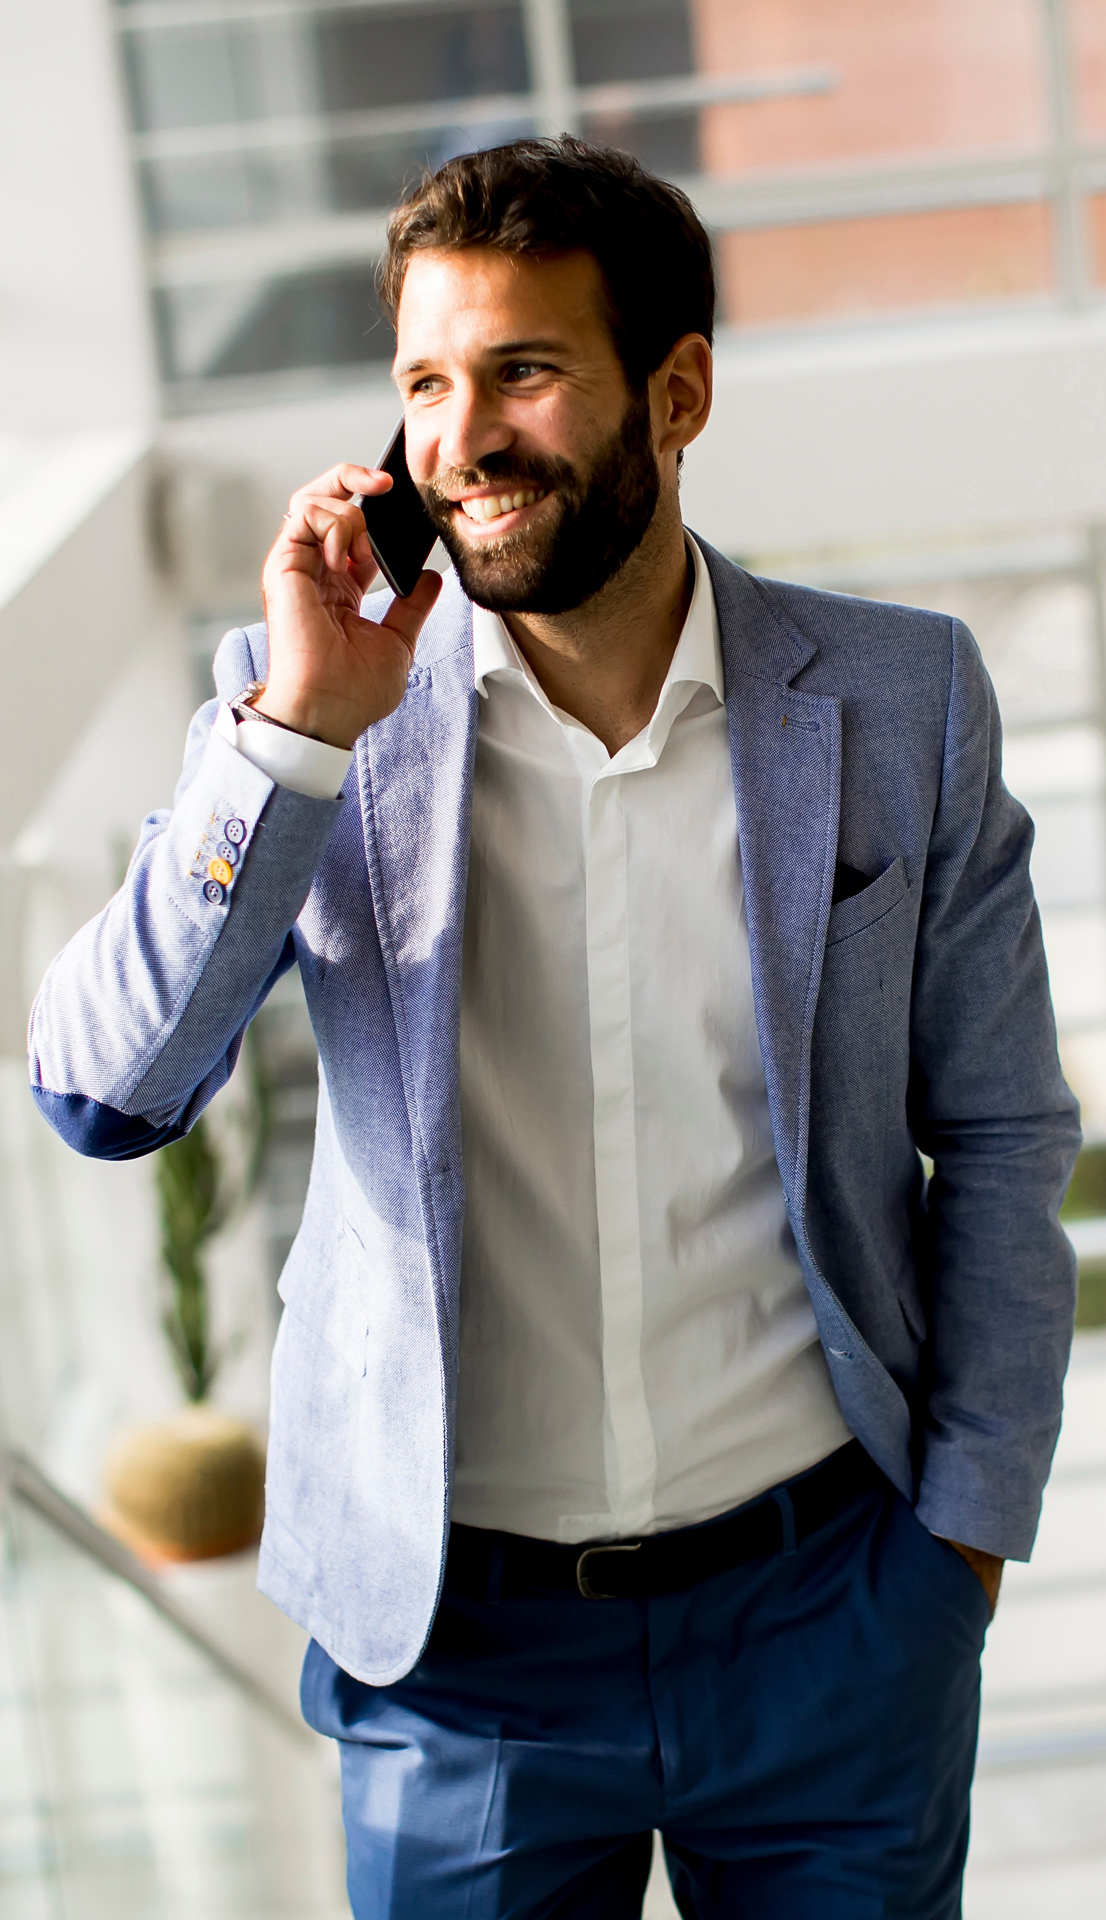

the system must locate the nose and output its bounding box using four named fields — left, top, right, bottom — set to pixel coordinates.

left=435, top=379, right=514, bottom=476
